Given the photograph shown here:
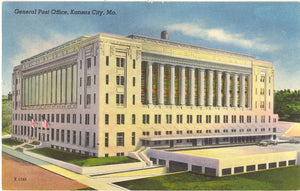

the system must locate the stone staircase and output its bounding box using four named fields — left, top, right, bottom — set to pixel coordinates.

left=128, top=147, right=153, bottom=166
